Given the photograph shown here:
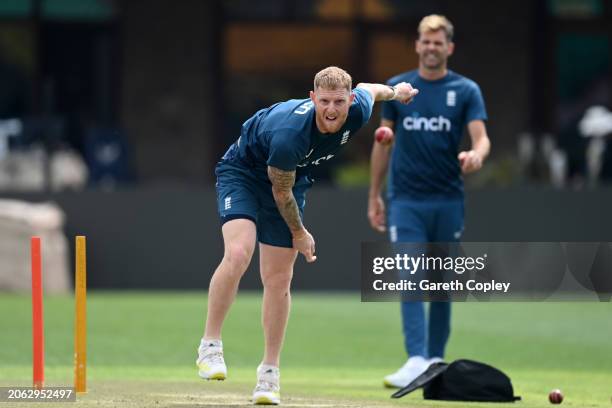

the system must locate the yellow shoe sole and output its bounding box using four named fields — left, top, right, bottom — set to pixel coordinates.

left=198, top=371, right=226, bottom=380
left=253, top=396, right=279, bottom=405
